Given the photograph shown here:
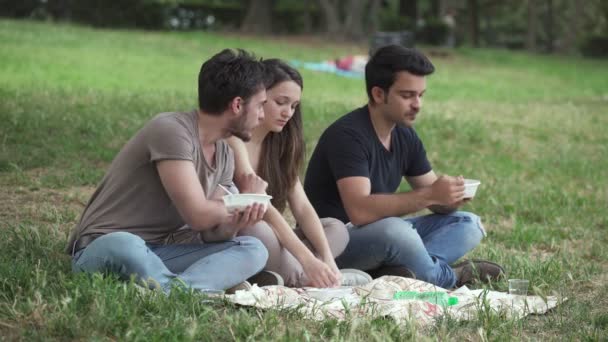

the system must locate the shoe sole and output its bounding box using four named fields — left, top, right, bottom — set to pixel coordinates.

left=248, top=270, right=285, bottom=287
left=340, top=268, right=373, bottom=286
left=368, top=266, right=417, bottom=279
left=452, top=259, right=506, bottom=275
left=453, top=259, right=506, bottom=287
left=226, top=281, right=252, bottom=294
